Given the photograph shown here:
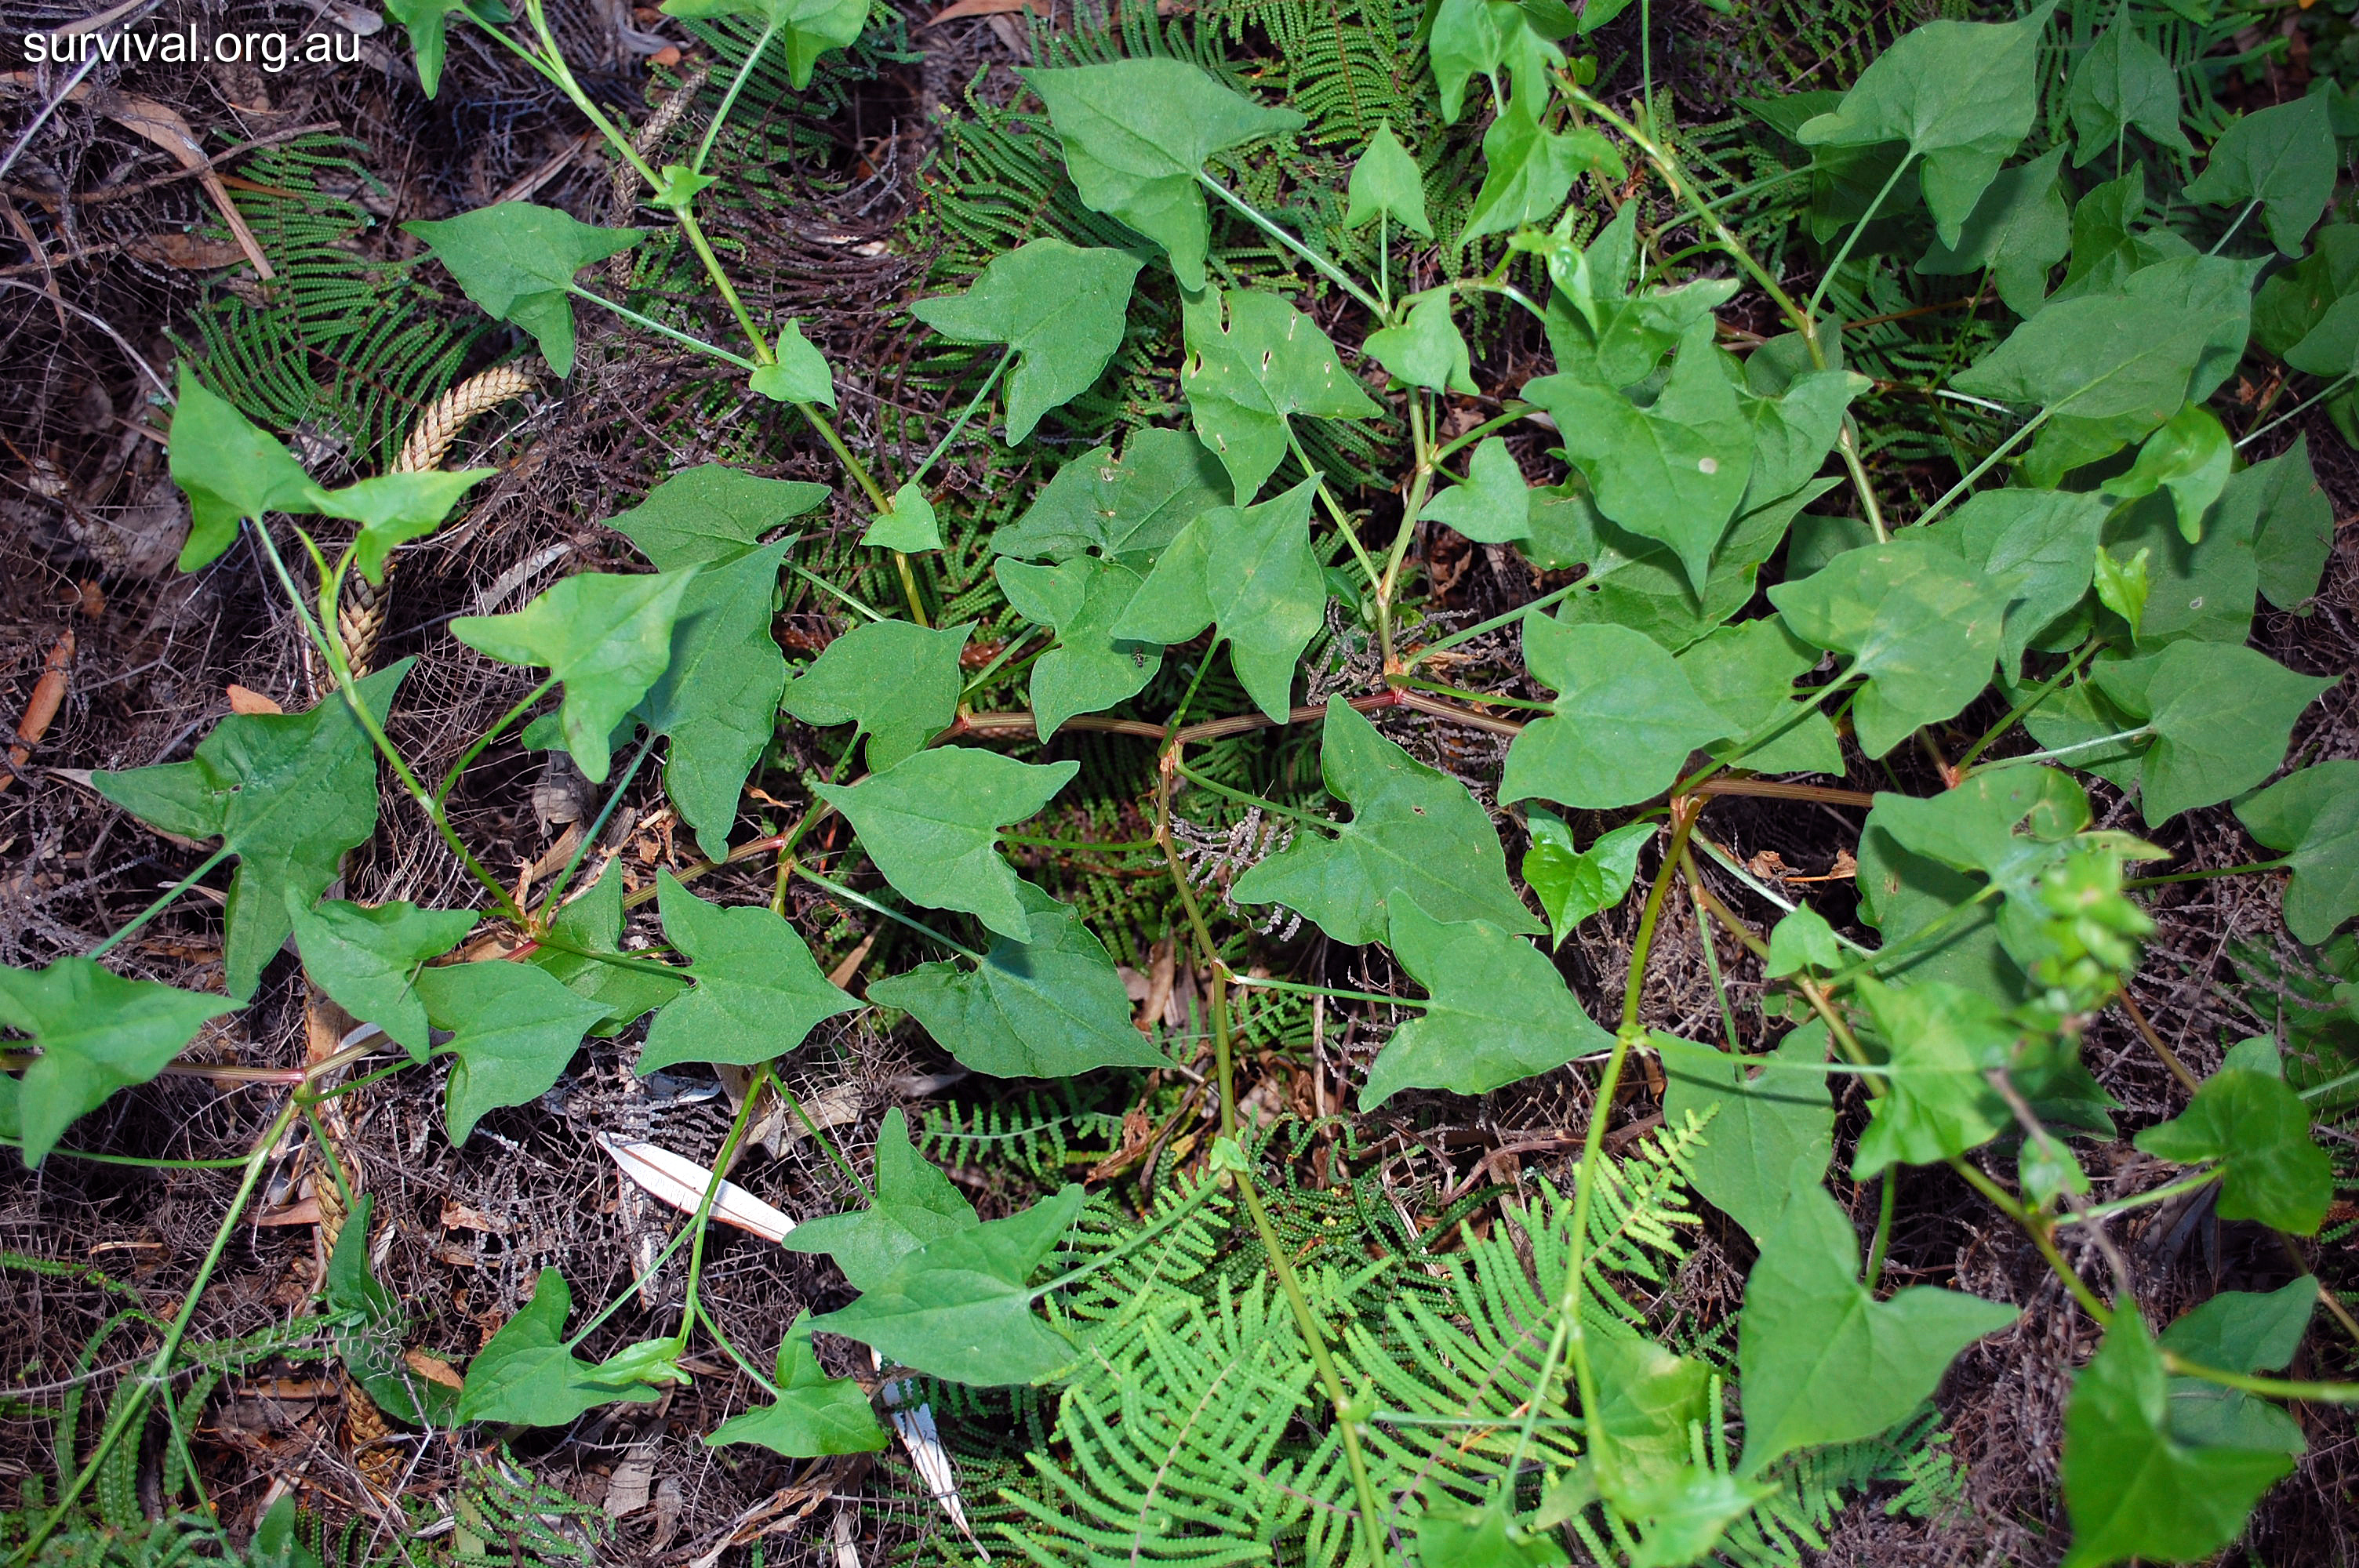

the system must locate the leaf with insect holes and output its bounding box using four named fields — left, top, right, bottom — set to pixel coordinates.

left=416, top=960, right=612, bottom=1145
left=1419, top=437, right=1531, bottom=543
left=1521, top=811, right=1652, bottom=949
left=868, top=881, right=1169, bottom=1079
left=93, top=661, right=409, bottom=1000
left=318, top=470, right=493, bottom=585
left=1501, top=619, right=1725, bottom=810
left=994, top=557, right=1162, bottom=740
left=661, top=0, right=871, bottom=86
left=1344, top=122, right=1430, bottom=236
left=785, top=1108, right=978, bottom=1291
left=990, top=428, right=1230, bottom=565
left=2235, top=762, right=2359, bottom=946
left=1523, top=323, right=1754, bottom=593
left=749, top=319, right=839, bottom=406
left=166, top=372, right=330, bottom=571
left=456, top=1267, right=664, bottom=1426
left=2065, top=22, right=2192, bottom=167
left=1180, top=289, right=1383, bottom=505
left=0, top=958, right=237, bottom=1168
left=402, top=203, right=641, bottom=377
left=532, top=859, right=688, bottom=1036
left=1768, top=535, right=2007, bottom=759
left=2135, top=1067, right=2332, bottom=1235
left=809, top=1184, right=1087, bottom=1385
left=285, top=895, right=478, bottom=1060
left=634, top=540, right=791, bottom=862
left=780, top=617, right=970, bottom=772
left=1738, top=1181, right=2019, bottom=1472
left=1658, top=1025, right=1834, bottom=1243
left=2060, top=1313, right=2293, bottom=1568
left=1231, top=698, right=1538, bottom=946
left=1113, top=477, right=1327, bottom=723
left=1673, top=617, right=1843, bottom=776
left=1020, top=59, right=1304, bottom=292
left=636, top=873, right=859, bottom=1075
left=911, top=240, right=1143, bottom=443
left=1360, top=898, right=1613, bottom=1110
left=2185, top=94, right=2335, bottom=256
left=1365, top=289, right=1476, bottom=395
left=453, top=570, right=696, bottom=786
left=2092, top=641, right=2332, bottom=826
left=704, top=1311, right=889, bottom=1457
left=607, top=465, right=828, bottom=572
left=817, top=750, right=1079, bottom=942
left=1794, top=2, right=2055, bottom=245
